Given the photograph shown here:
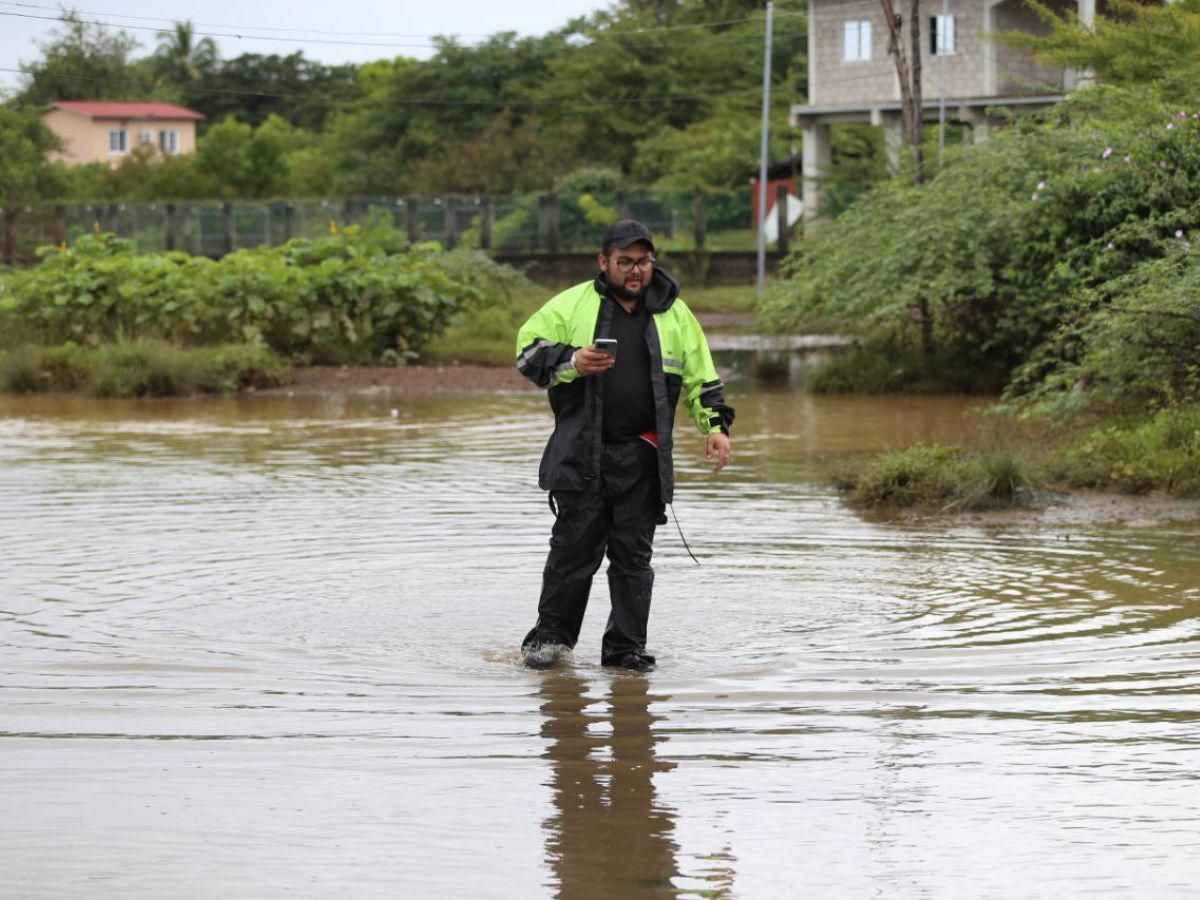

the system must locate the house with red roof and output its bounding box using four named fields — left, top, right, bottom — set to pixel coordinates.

left=42, top=101, right=205, bottom=166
